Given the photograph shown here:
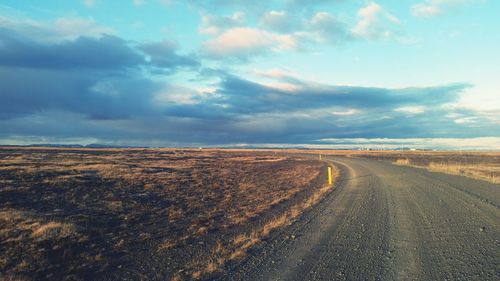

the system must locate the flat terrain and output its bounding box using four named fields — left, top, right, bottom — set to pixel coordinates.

left=289, top=149, right=500, bottom=183
left=221, top=156, right=500, bottom=280
left=0, top=148, right=329, bottom=280
left=1, top=148, right=499, bottom=281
